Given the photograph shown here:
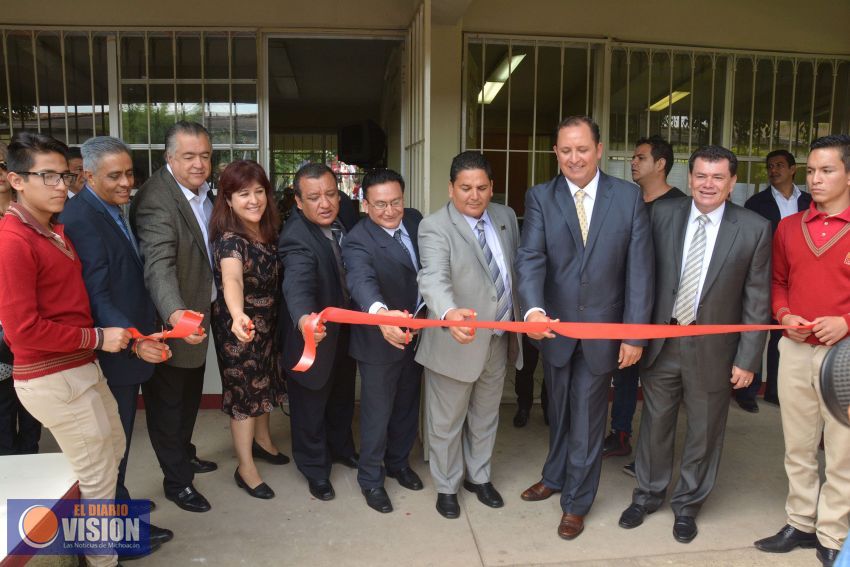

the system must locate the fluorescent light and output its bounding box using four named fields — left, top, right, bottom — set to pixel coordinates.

left=477, top=54, right=526, bottom=104
left=648, top=91, right=690, bottom=112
